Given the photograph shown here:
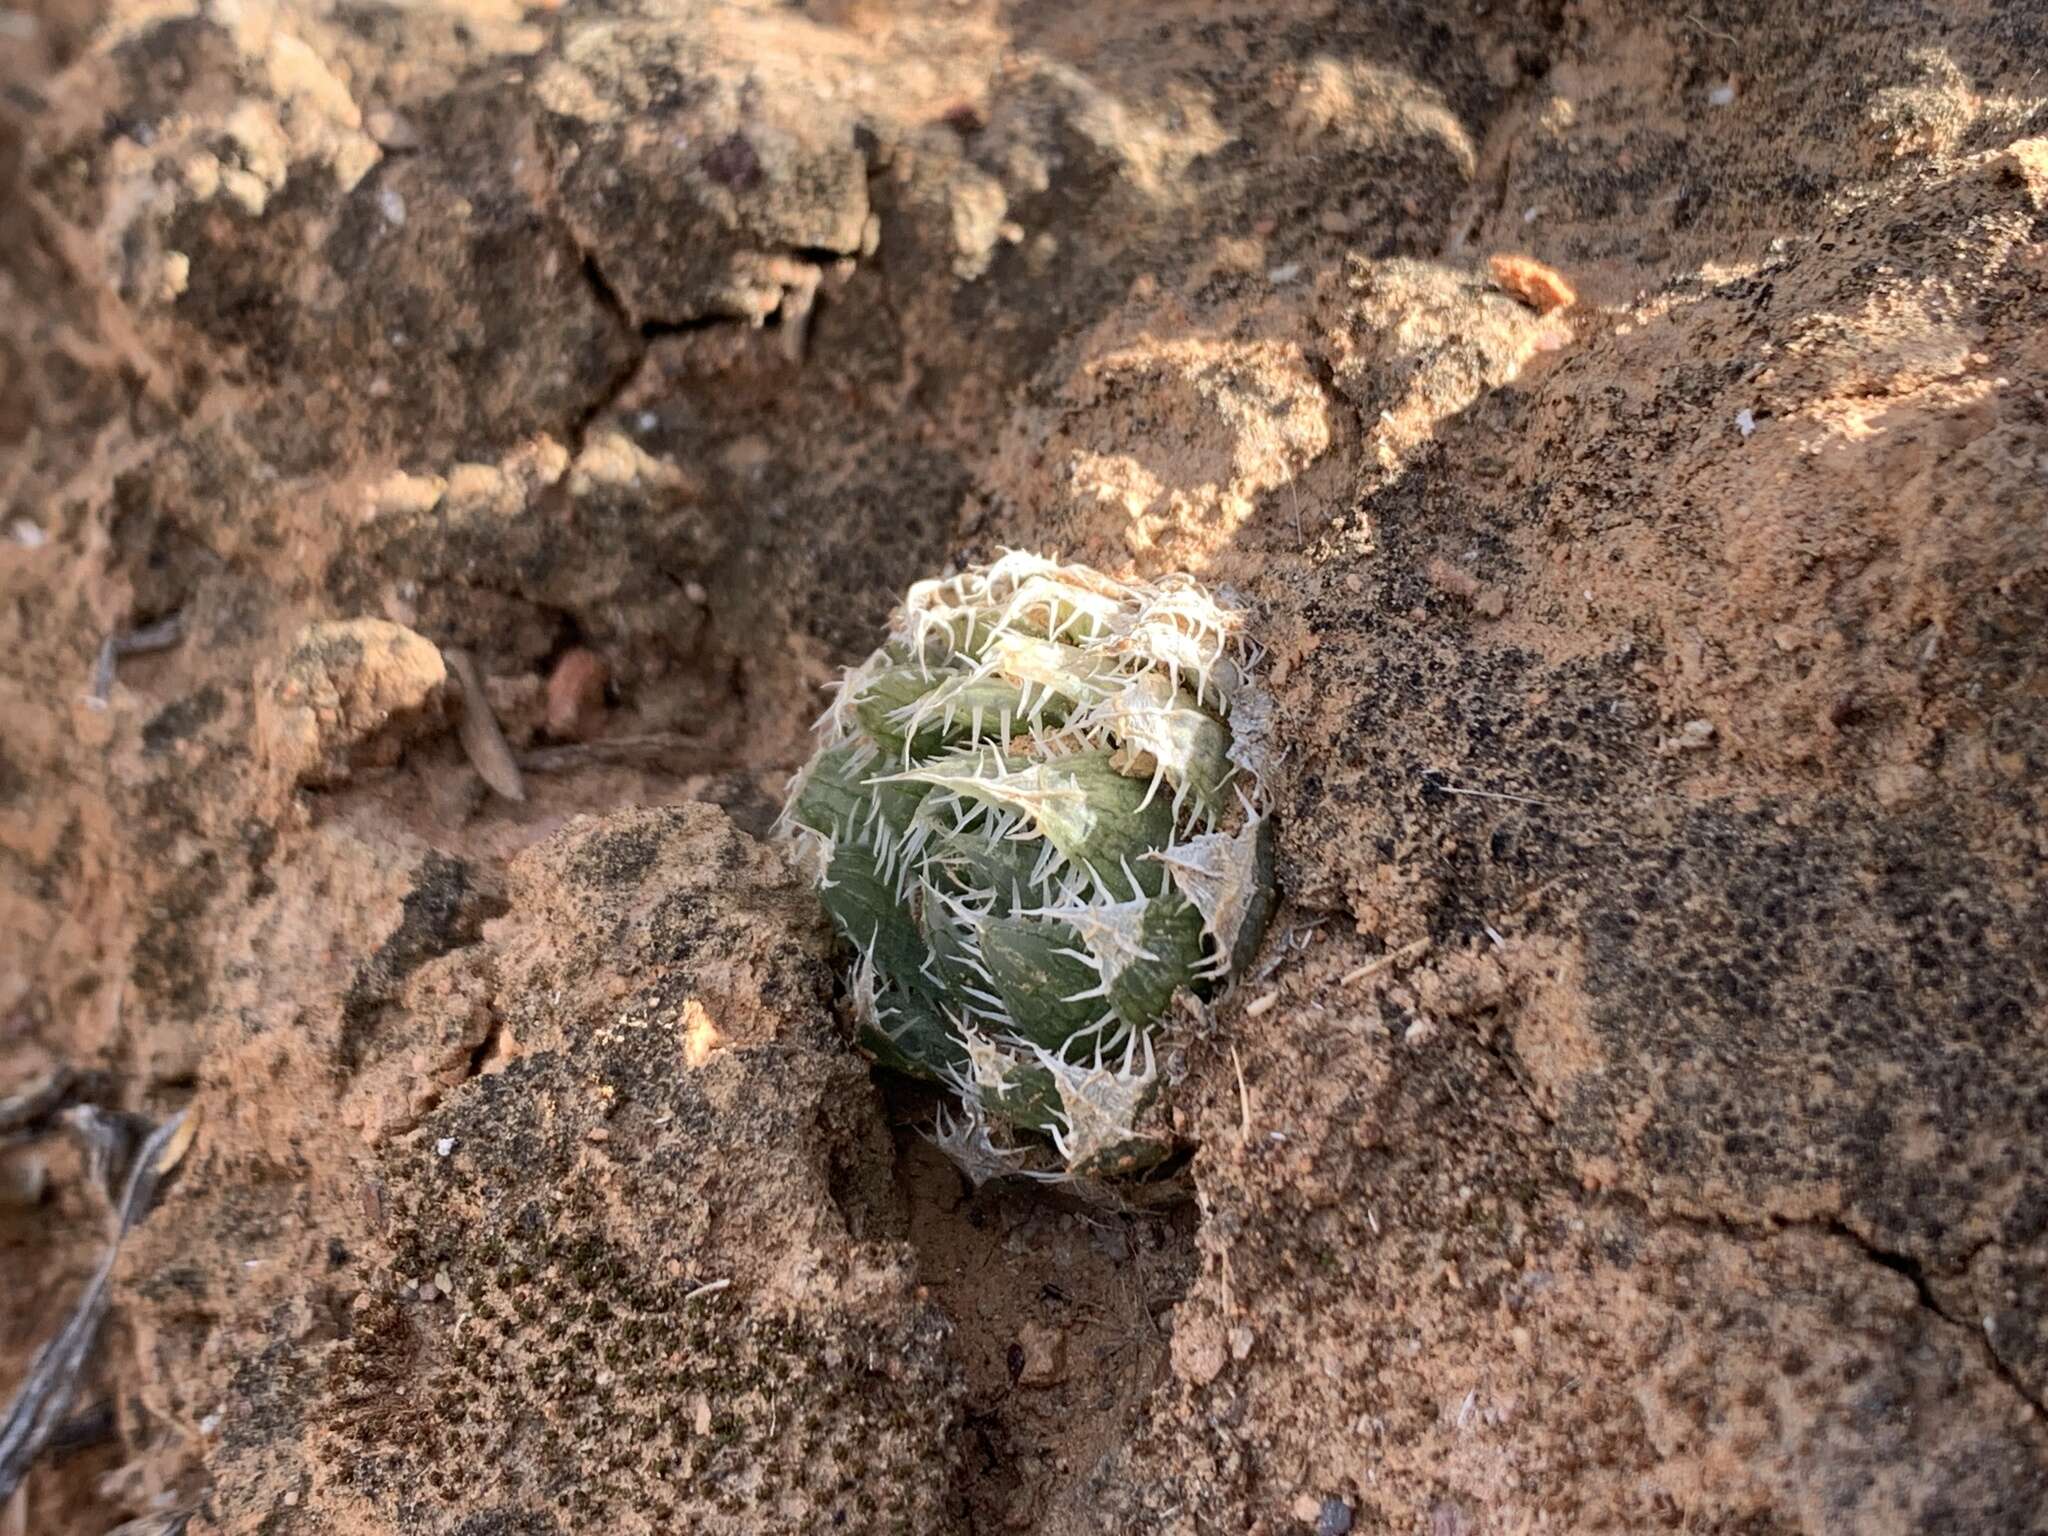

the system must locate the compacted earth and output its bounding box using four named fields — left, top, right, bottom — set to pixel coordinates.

left=3, top=0, right=2046, bottom=1531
